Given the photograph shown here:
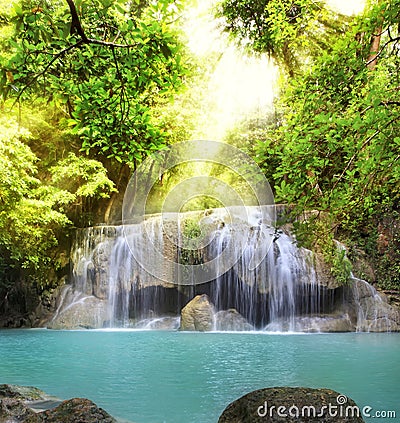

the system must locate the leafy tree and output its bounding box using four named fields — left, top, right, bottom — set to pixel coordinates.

left=0, top=0, right=190, bottom=165
left=216, top=0, right=348, bottom=76
left=0, top=116, right=115, bottom=290
left=223, top=109, right=280, bottom=185
left=252, top=0, right=400, bottom=285
left=0, top=118, right=68, bottom=285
